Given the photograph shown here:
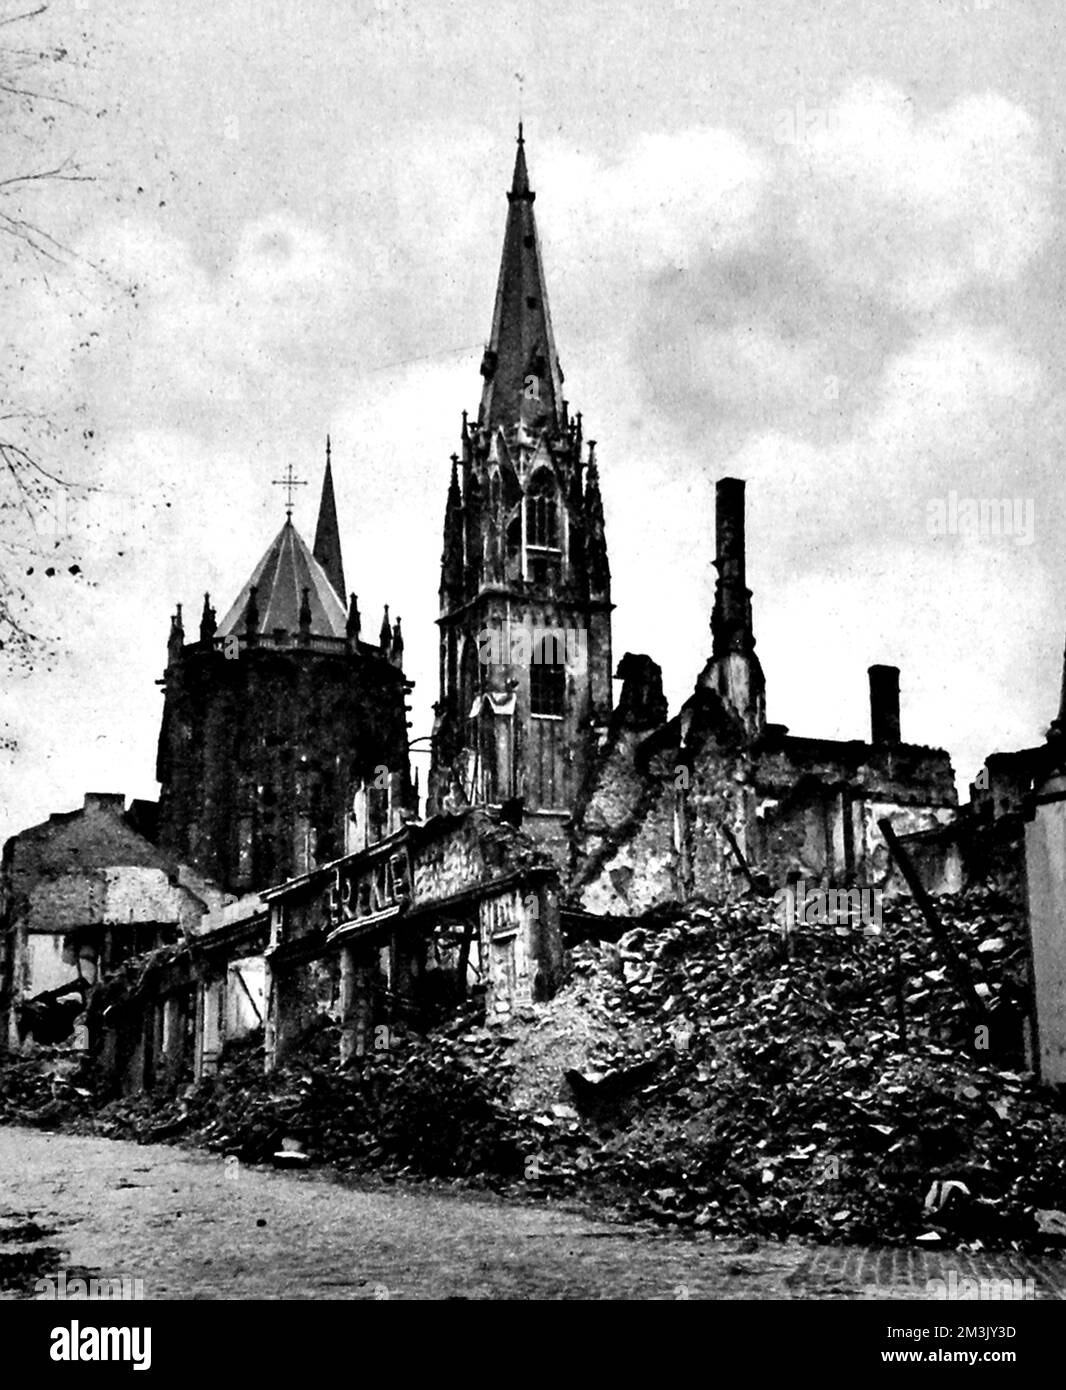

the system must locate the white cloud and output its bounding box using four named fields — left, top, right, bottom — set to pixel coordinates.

left=2, top=82, right=1060, bottom=842
left=789, top=79, right=1052, bottom=309
left=539, top=127, right=770, bottom=293
left=728, top=324, right=1044, bottom=563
